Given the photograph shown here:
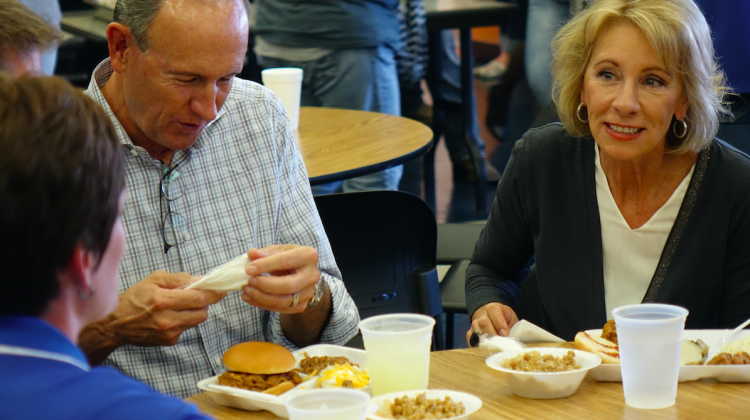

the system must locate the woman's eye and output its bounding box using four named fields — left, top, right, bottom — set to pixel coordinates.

left=598, top=70, right=615, bottom=81
left=645, top=77, right=665, bottom=87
